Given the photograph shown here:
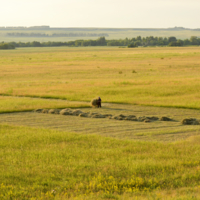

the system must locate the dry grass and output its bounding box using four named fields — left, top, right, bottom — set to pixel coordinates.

left=1, top=103, right=200, bottom=142
left=0, top=96, right=89, bottom=113
left=2, top=46, right=200, bottom=200
left=1, top=46, right=200, bottom=109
